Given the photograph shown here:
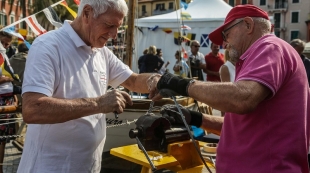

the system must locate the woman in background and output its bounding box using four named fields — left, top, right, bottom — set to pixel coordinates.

left=173, top=50, right=189, bottom=77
